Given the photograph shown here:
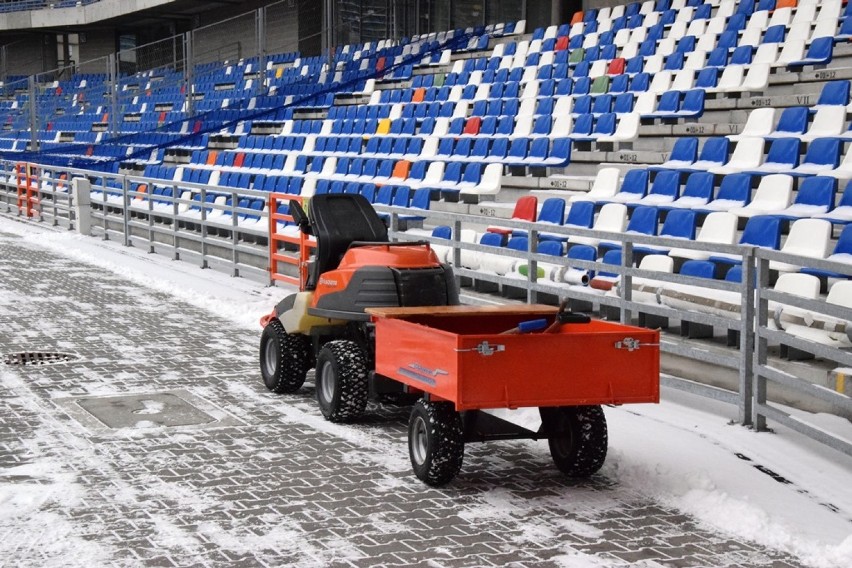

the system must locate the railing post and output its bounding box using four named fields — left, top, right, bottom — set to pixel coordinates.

left=753, top=251, right=771, bottom=431
left=256, top=5, right=268, bottom=96
left=122, top=175, right=131, bottom=247
left=184, top=32, right=195, bottom=118
left=108, top=54, right=119, bottom=138
left=621, top=240, right=634, bottom=325
left=27, top=76, right=38, bottom=152
left=451, top=219, right=462, bottom=280
left=71, top=177, right=91, bottom=236
left=739, top=247, right=756, bottom=426
left=527, top=229, right=538, bottom=304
